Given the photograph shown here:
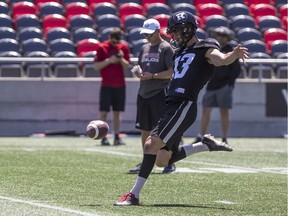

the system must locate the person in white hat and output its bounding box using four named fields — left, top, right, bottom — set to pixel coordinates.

left=129, top=18, right=176, bottom=174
